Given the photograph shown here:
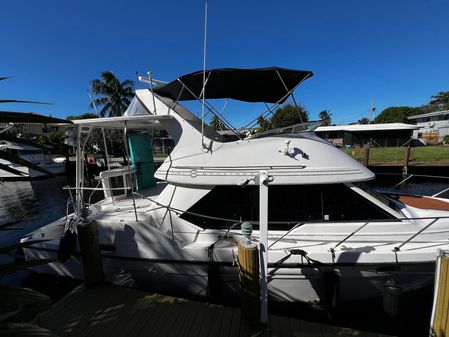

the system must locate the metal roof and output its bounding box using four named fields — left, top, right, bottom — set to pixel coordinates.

left=316, top=123, right=419, bottom=132
left=407, top=110, right=449, bottom=120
